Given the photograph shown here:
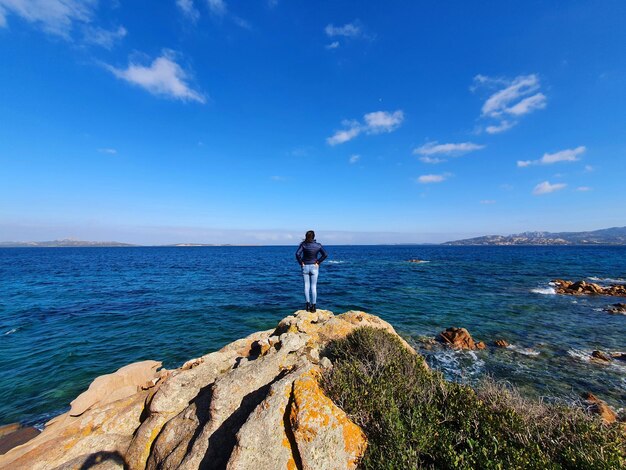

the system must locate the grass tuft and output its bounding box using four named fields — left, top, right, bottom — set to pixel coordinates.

left=321, top=327, right=625, bottom=469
